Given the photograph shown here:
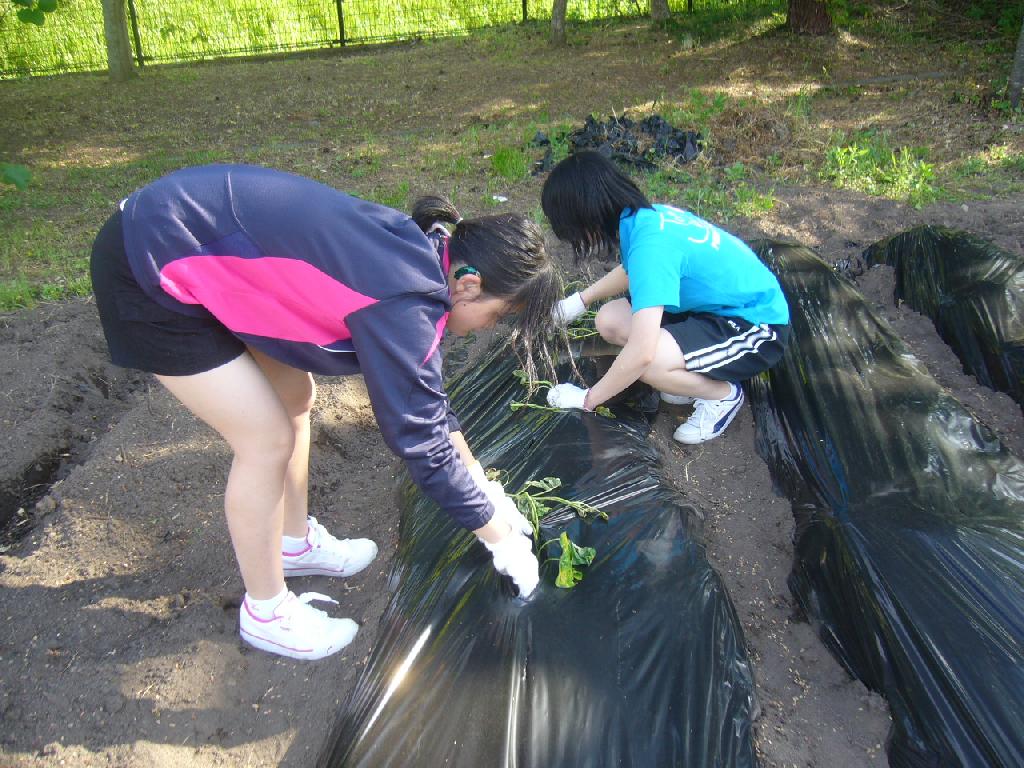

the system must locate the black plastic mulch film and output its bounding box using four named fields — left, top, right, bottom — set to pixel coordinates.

left=863, top=226, right=1024, bottom=411
left=318, top=352, right=758, bottom=767
left=318, top=233, right=1024, bottom=767
left=532, top=115, right=704, bottom=175
left=748, top=240, right=1024, bottom=767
